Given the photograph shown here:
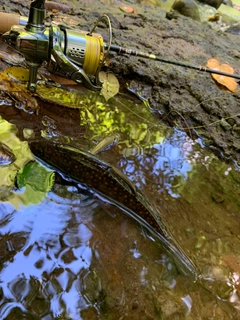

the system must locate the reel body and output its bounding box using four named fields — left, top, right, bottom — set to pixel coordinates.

left=49, top=25, right=104, bottom=91
left=2, top=0, right=105, bottom=92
